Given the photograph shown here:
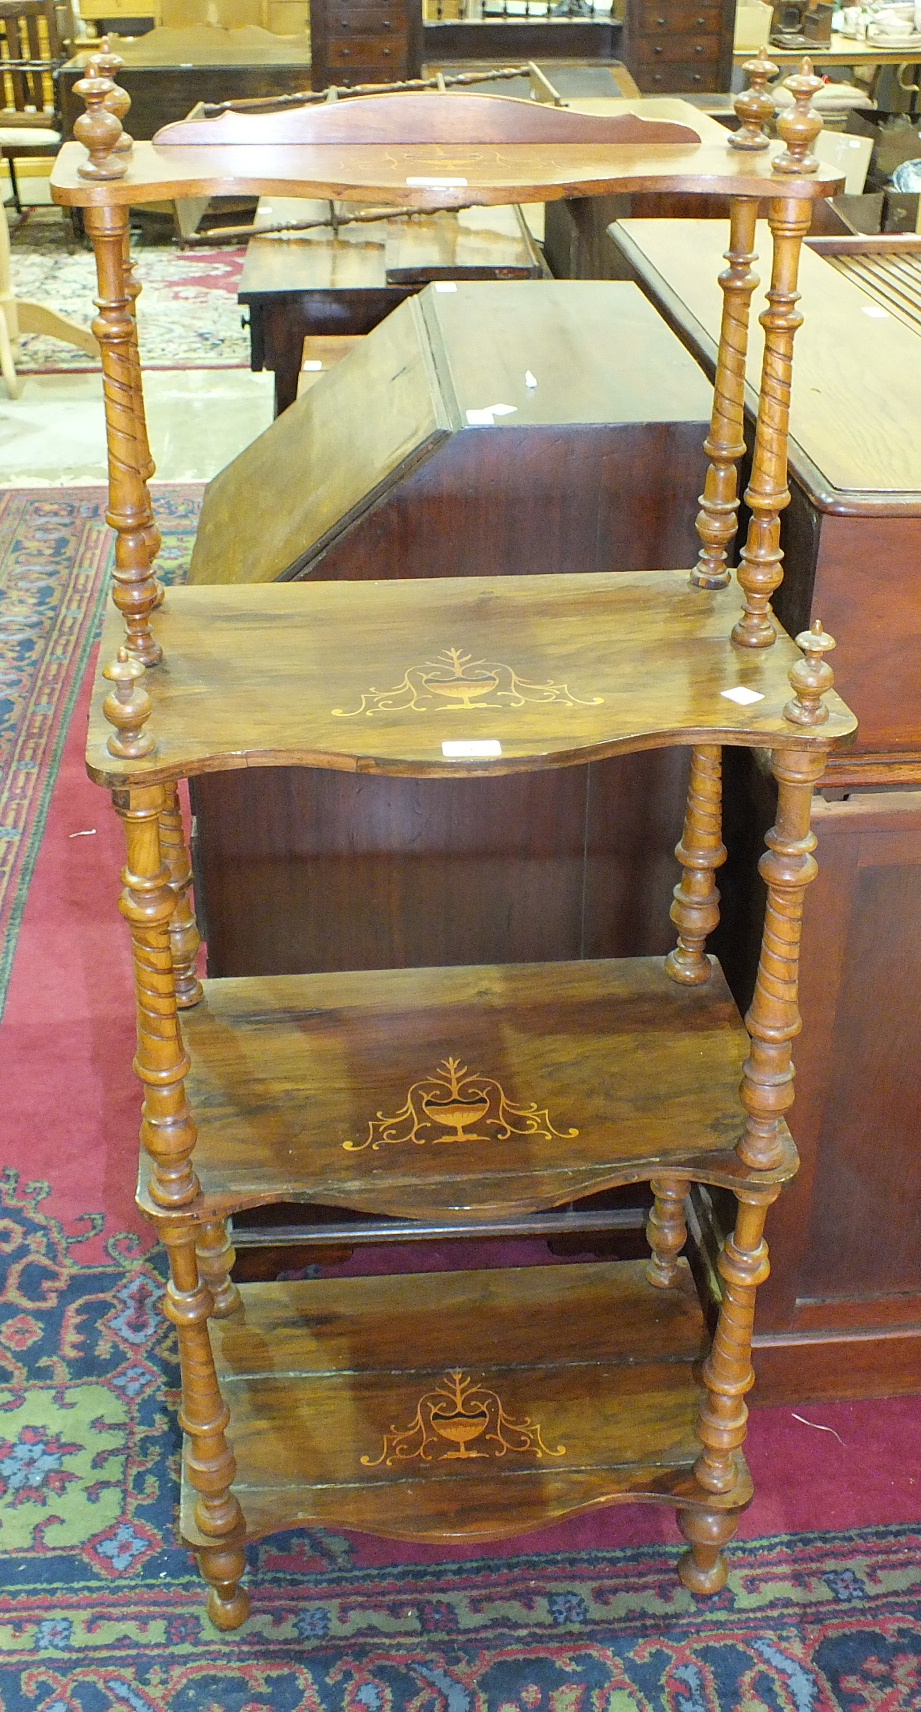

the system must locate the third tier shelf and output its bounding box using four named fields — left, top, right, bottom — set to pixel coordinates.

left=179, top=1260, right=751, bottom=1551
